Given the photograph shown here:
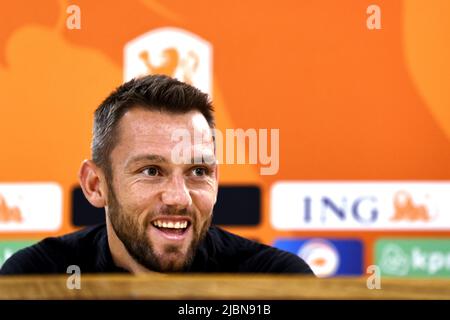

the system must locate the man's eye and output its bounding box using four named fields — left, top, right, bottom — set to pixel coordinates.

left=192, top=167, right=208, bottom=177
left=142, top=167, right=160, bottom=176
